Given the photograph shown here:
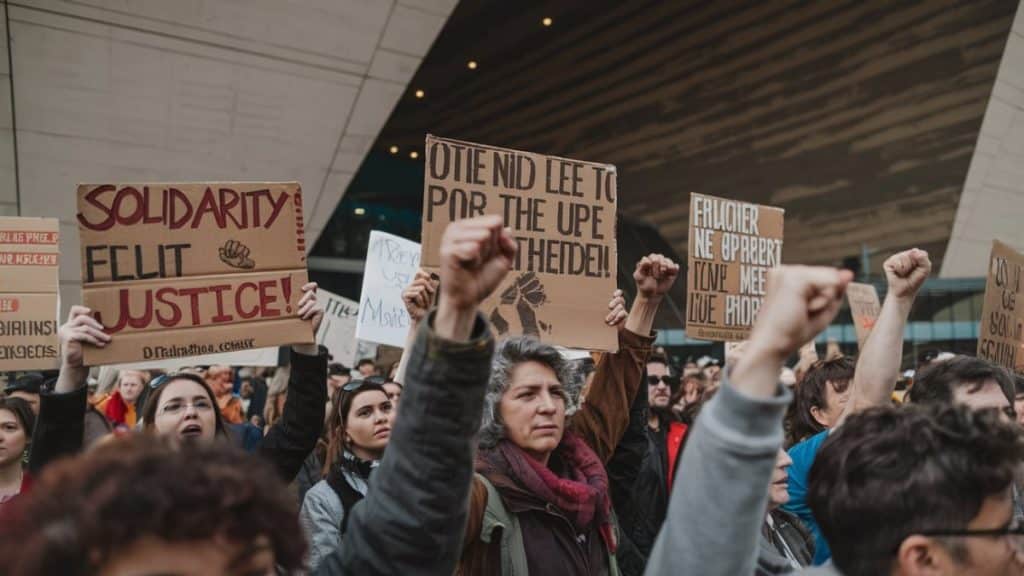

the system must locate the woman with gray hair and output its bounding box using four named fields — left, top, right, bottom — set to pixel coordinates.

left=457, top=254, right=680, bottom=576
